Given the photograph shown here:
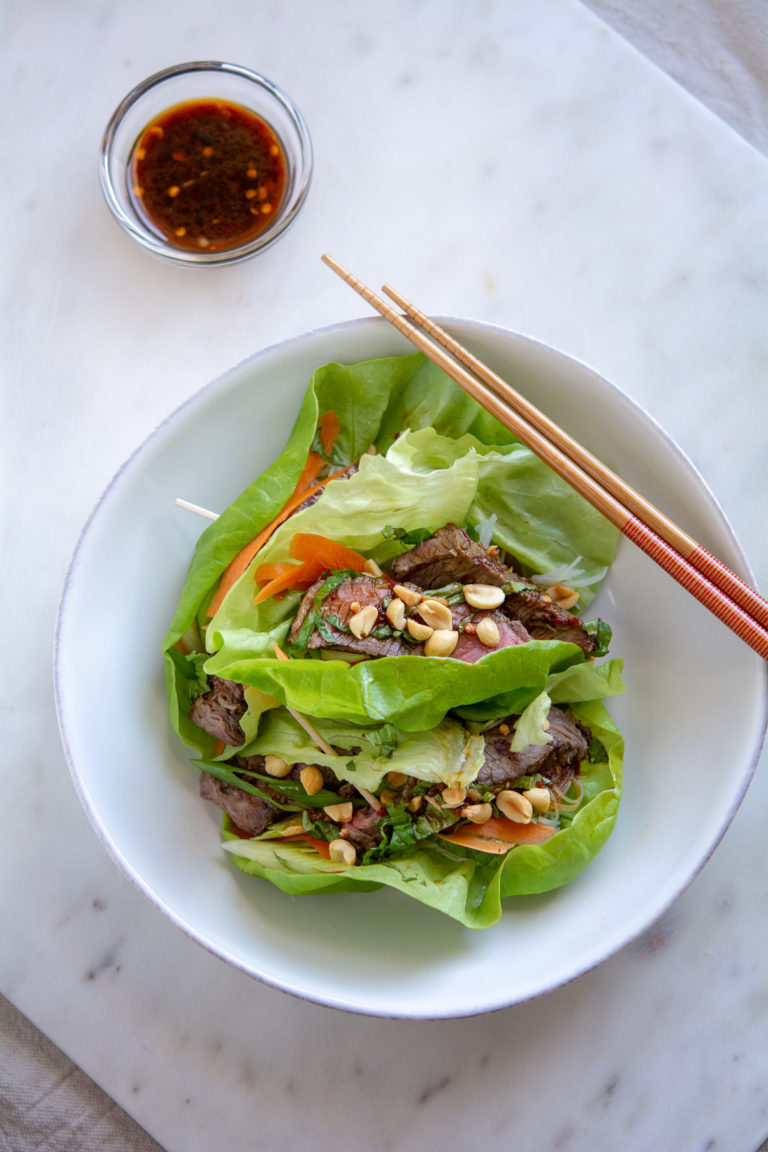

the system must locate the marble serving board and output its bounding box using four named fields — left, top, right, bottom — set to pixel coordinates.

left=3, top=1, right=767, bottom=1150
